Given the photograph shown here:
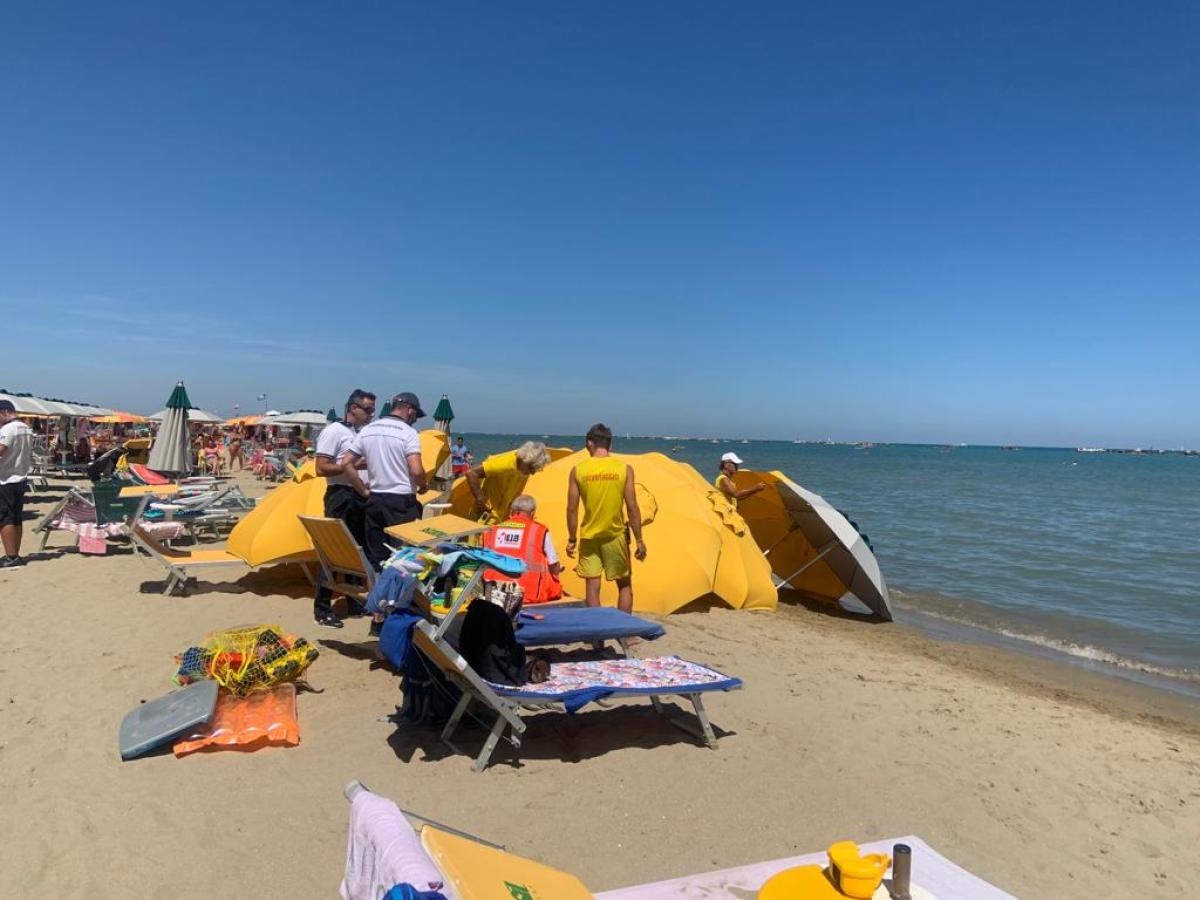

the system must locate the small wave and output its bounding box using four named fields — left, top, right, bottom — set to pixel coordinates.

left=894, top=598, right=1200, bottom=685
